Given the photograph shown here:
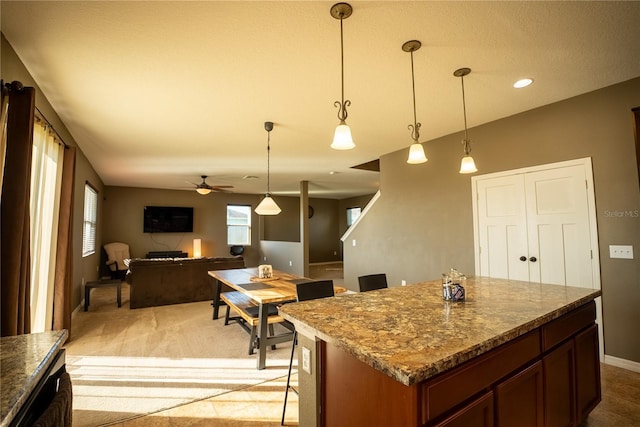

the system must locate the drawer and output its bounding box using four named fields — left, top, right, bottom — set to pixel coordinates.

left=541, top=301, right=595, bottom=351
left=421, top=330, right=541, bottom=423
